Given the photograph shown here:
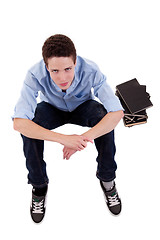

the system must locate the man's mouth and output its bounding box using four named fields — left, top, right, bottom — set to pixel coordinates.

left=60, top=82, right=68, bottom=87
